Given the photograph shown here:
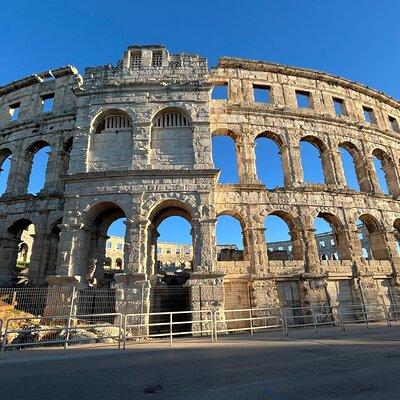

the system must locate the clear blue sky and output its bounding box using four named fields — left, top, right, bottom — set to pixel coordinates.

left=0, top=0, right=398, bottom=247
